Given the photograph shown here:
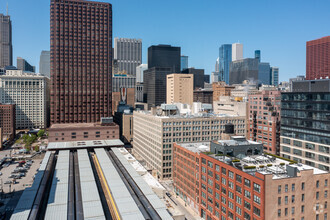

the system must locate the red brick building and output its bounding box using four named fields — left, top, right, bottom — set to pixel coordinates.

left=50, top=0, right=112, bottom=124
left=0, top=103, right=15, bottom=141
left=247, top=90, right=281, bottom=155
left=173, top=142, right=330, bottom=220
left=306, top=36, right=330, bottom=80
